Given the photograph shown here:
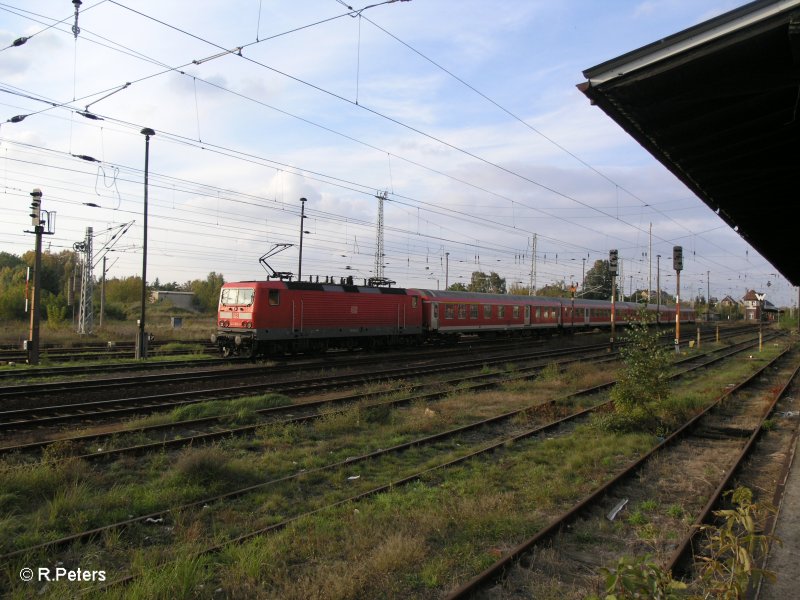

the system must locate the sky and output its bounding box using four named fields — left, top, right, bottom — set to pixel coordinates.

left=0, top=0, right=795, bottom=308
